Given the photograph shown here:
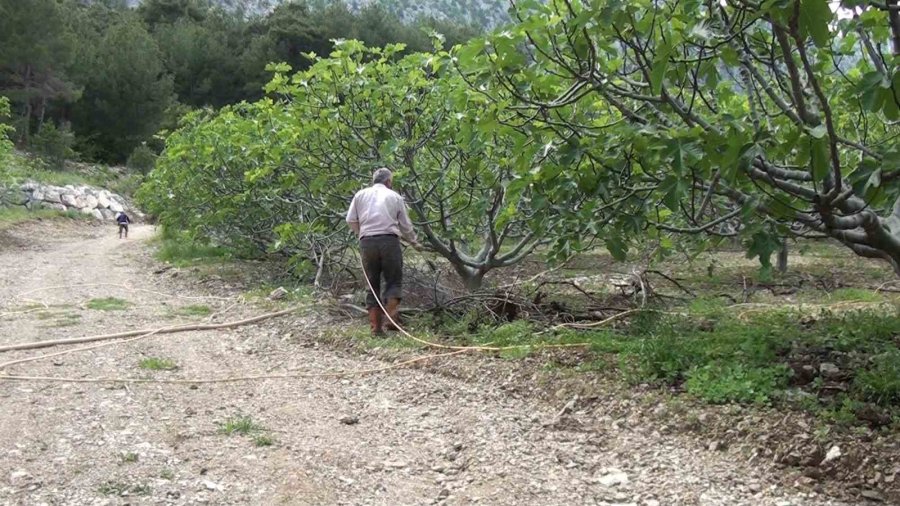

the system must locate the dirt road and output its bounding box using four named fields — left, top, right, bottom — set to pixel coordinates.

left=0, top=223, right=851, bottom=505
